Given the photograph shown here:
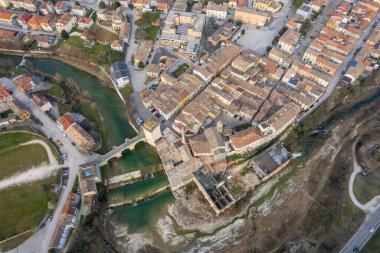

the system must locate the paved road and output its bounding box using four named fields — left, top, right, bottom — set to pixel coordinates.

left=0, top=24, right=56, bottom=36
left=124, top=10, right=148, bottom=93
left=1, top=77, right=94, bottom=253
left=340, top=208, right=380, bottom=253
